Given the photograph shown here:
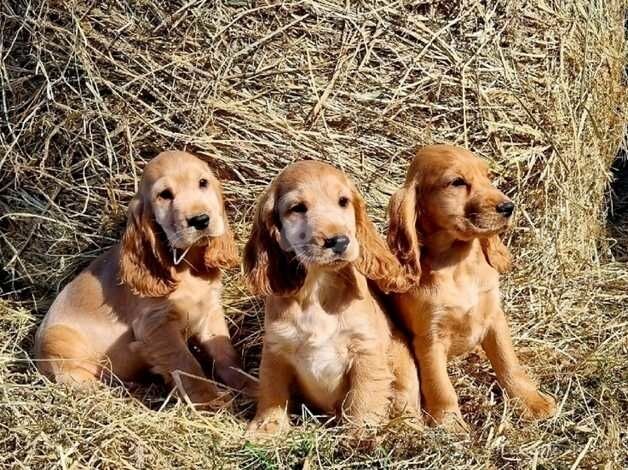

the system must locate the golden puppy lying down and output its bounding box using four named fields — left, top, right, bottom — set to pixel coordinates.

left=243, top=161, right=420, bottom=433
left=387, top=145, right=556, bottom=430
left=35, top=151, right=245, bottom=409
